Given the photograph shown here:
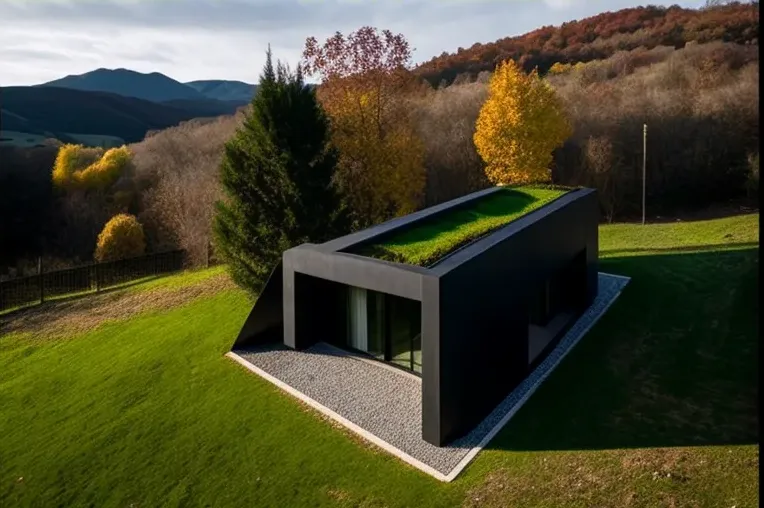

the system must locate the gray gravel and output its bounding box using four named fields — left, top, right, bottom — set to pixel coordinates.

left=235, top=272, right=629, bottom=476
